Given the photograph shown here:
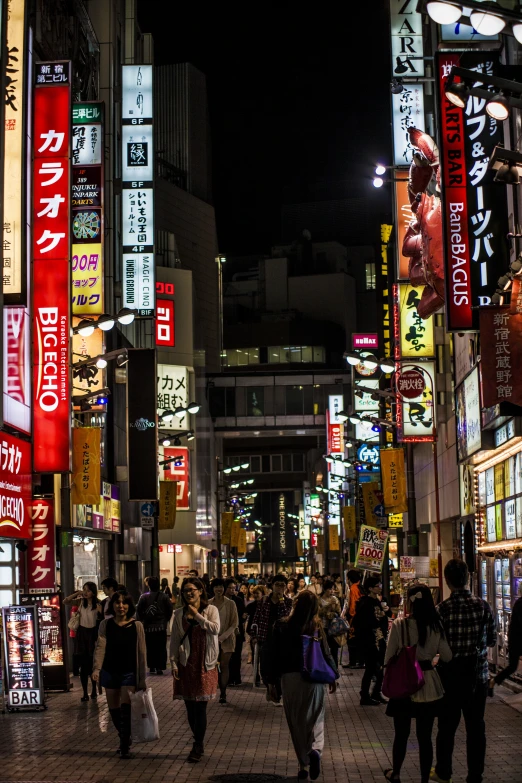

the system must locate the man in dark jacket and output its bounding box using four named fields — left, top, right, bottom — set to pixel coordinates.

left=353, top=576, right=392, bottom=705
left=226, top=578, right=245, bottom=685
left=252, top=575, right=292, bottom=703
left=136, top=575, right=173, bottom=675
